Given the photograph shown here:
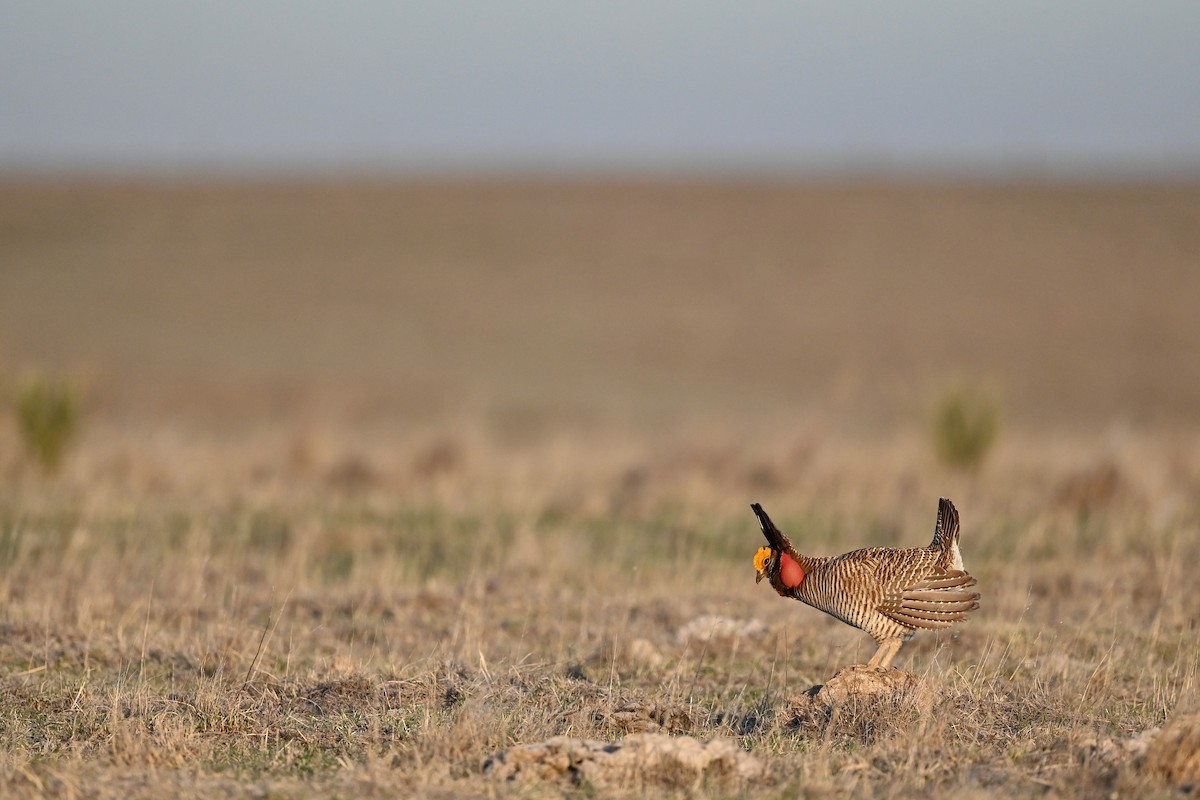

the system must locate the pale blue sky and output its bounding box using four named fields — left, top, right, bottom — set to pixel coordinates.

left=3, top=1, right=1198, bottom=174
